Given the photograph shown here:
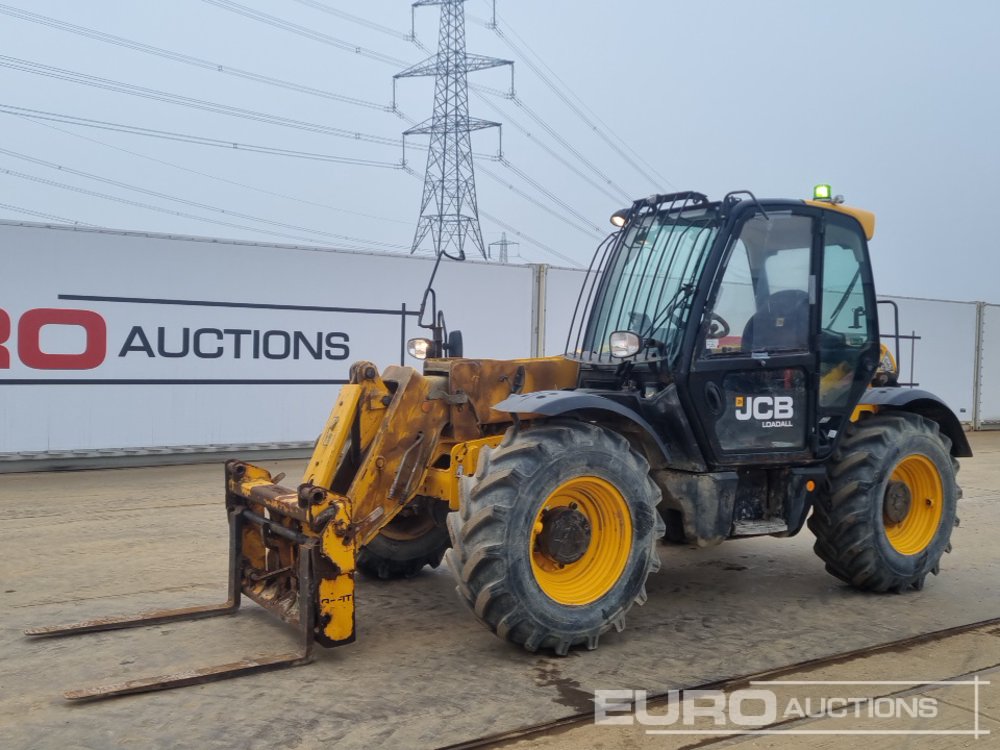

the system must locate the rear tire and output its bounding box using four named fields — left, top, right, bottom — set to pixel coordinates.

left=357, top=498, right=451, bottom=580
left=809, top=413, right=960, bottom=592
left=446, top=419, right=664, bottom=655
